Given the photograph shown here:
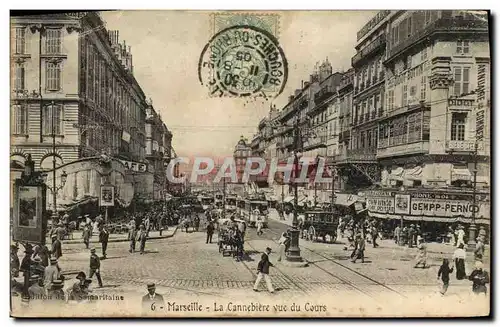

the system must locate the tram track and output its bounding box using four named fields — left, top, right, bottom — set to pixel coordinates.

left=264, top=228, right=407, bottom=300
